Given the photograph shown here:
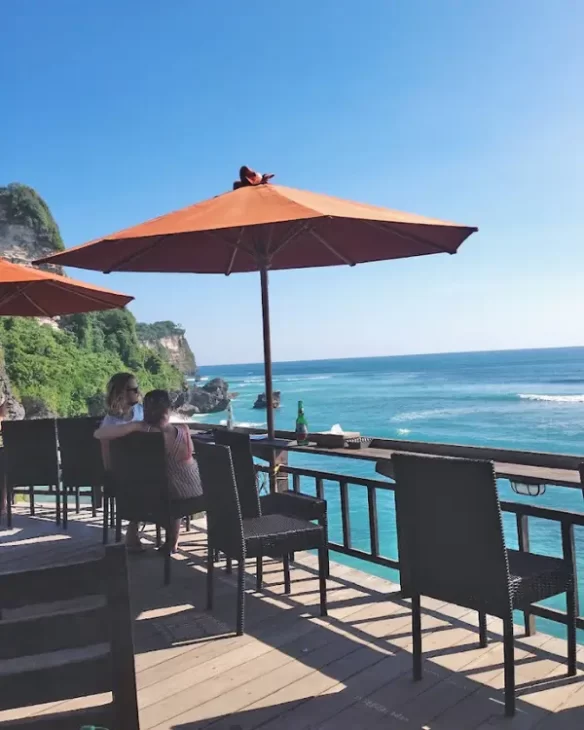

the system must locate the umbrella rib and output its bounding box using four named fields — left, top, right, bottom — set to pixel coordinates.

left=225, top=228, right=245, bottom=276
left=0, top=284, right=33, bottom=311
left=0, top=283, right=51, bottom=316
left=225, top=247, right=238, bottom=276
left=310, top=229, right=355, bottom=266
left=22, top=288, right=51, bottom=317
left=362, top=220, right=455, bottom=254
left=207, top=229, right=256, bottom=267
left=103, top=234, right=175, bottom=273
left=269, top=222, right=312, bottom=261
left=0, top=286, right=26, bottom=307
left=47, top=280, right=114, bottom=308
